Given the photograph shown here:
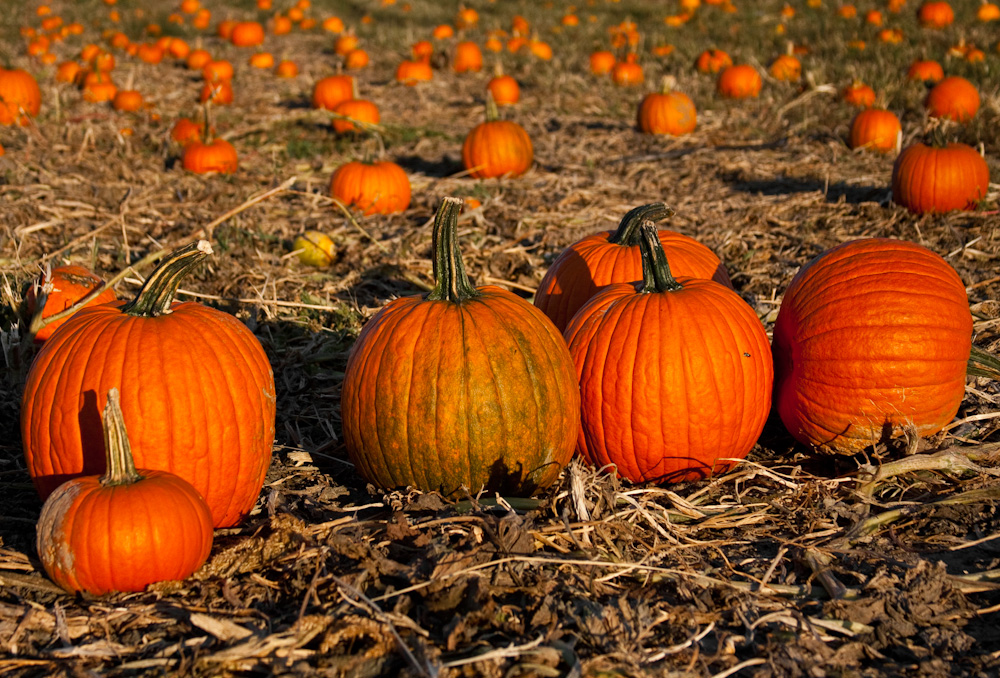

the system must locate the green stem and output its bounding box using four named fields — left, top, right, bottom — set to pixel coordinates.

left=485, top=90, right=499, bottom=122
left=100, top=388, right=142, bottom=487
left=426, top=198, right=479, bottom=303
left=638, top=221, right=683, bottom=294
left=968, top=344, right=1000, bottom=380
left=121, top=241, right=212, bottom=317
left=607, top=203, right=675, bottom=245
